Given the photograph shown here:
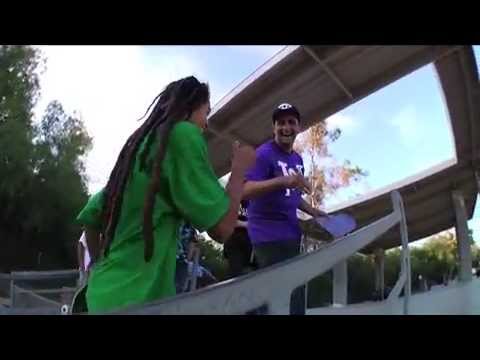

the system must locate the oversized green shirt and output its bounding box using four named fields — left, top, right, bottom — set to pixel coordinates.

left=76, top=121, right=229, bottom=313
